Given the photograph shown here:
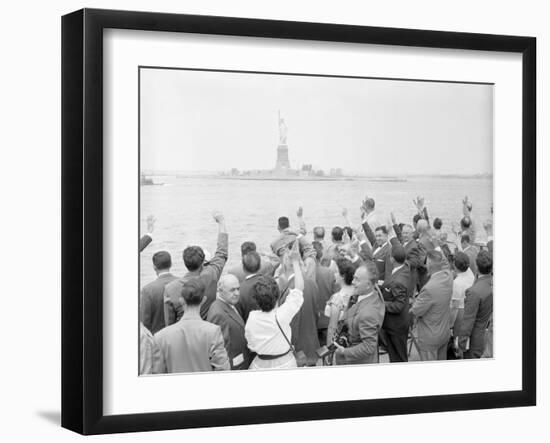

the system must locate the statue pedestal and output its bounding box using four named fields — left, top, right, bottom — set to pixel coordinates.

left=276, top=144, right=290, bottom=169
